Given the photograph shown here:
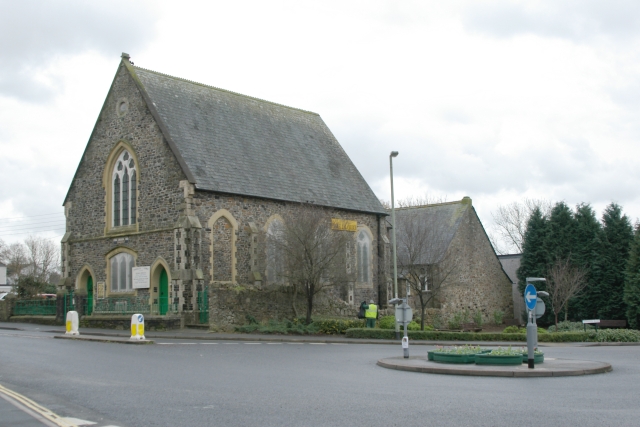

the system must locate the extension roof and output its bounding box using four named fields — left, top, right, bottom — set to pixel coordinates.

left=70, top=54, right=385, bottom=214
left=394, top=198, right=472, bottom=264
